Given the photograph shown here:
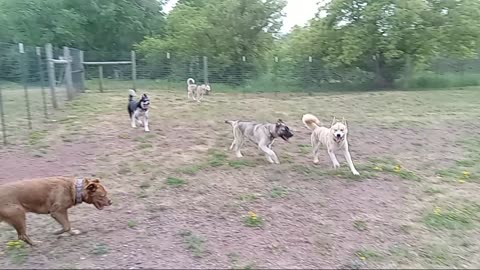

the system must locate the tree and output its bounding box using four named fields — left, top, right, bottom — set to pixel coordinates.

left=0, top=0, right=166, bottom=51
left=306, top=0, right=480, bottom=88
left=136, top=0, right=286, bottom=83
